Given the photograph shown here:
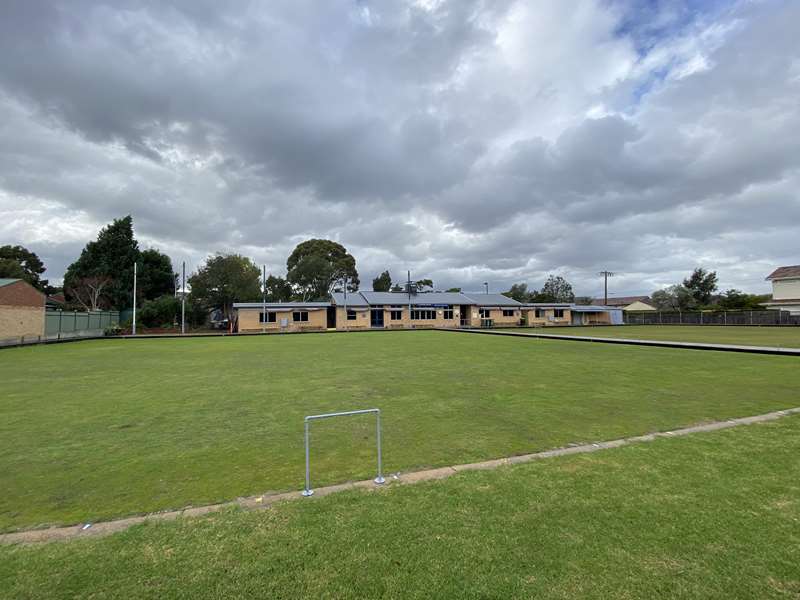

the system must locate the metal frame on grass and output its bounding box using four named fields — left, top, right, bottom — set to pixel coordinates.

left=302, top=408, right=385, bottom=497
